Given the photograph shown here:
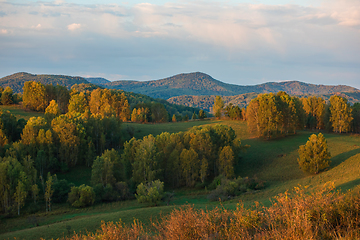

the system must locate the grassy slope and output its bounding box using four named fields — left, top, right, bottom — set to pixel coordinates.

left=0, top=105, right=44, bottom=120
left=1, top=120, right=360, bottom=240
